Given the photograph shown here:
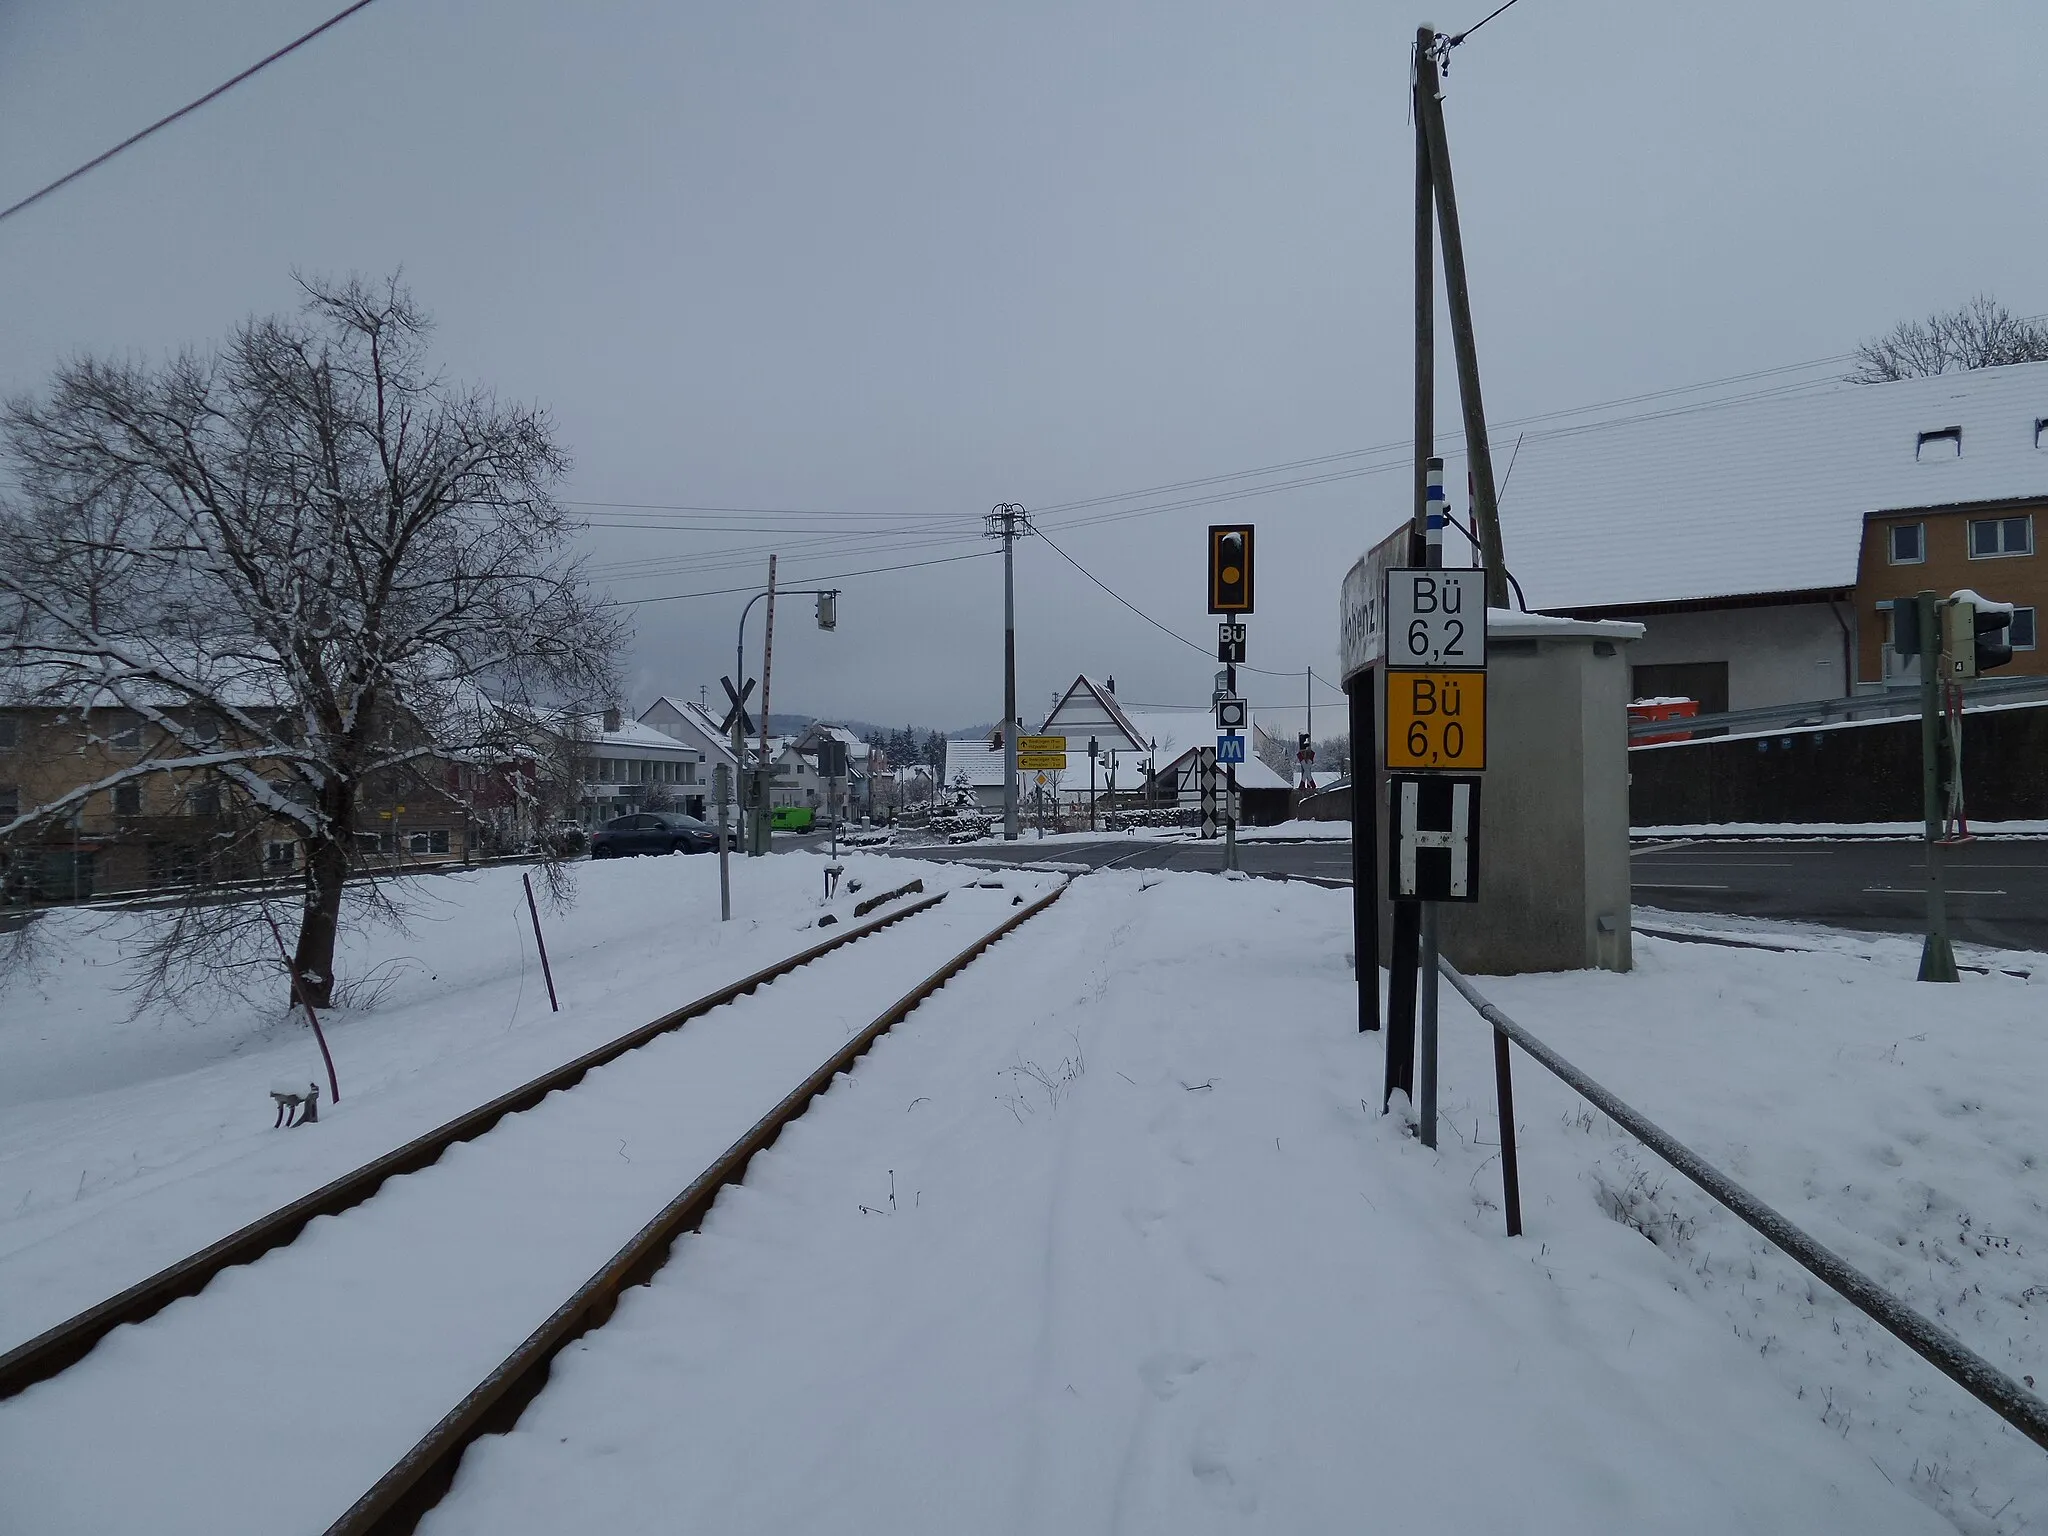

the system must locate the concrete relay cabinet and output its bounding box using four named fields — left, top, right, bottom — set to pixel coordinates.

left=1343, top=583, right=1641, bottom=974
